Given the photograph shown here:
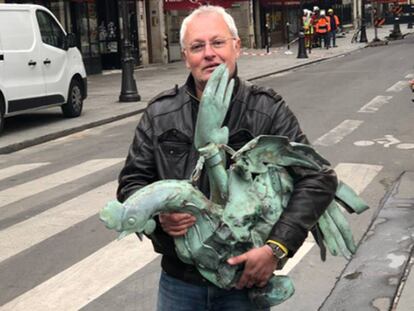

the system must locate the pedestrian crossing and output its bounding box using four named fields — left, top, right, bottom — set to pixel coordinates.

left=0, top=156, right=383, bottom=310
left=0, top=159, right=123, bottom=209
left=0, top=163, right=49, bottom=182
left=0, top=181, right=117, bottom=262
